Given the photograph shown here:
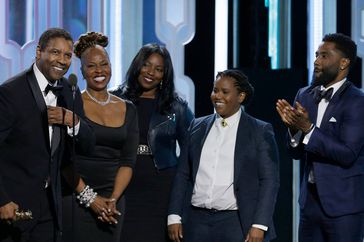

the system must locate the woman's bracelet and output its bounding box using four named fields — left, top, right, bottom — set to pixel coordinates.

left=76, top=185, right=97, bottom=207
